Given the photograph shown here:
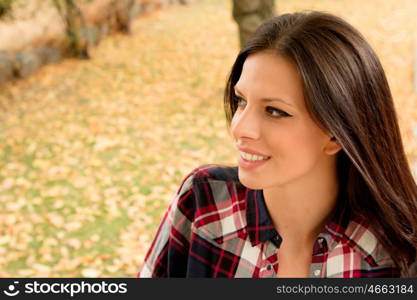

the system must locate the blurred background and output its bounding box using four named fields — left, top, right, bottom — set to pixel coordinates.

left=0, top=0, right=416, bottom=277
